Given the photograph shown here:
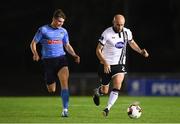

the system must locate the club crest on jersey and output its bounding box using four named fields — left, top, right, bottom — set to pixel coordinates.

left=115, top=42, right=124, bottom=49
